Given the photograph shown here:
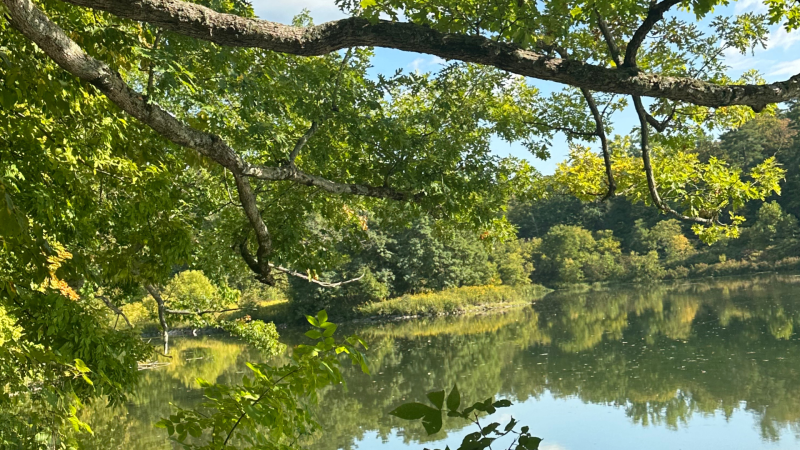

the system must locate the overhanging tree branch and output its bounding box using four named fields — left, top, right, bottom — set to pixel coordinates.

left=631, top=95, right=715, bottom=225
left=4, top=0, right=424, bottom=285
left=594, top=6, right=714, bottom=224
left=3, top=0, right=422, bottom=203
left=233, top=173, right=275, bottom=285
left=54, top=0, right=800, bottom=110
left=580, top=87, right=617, bottom=200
